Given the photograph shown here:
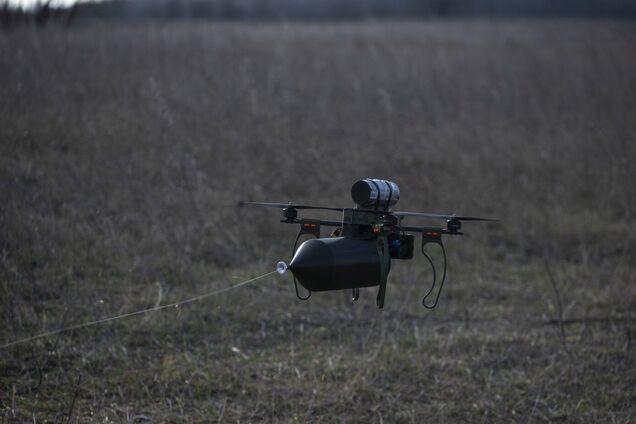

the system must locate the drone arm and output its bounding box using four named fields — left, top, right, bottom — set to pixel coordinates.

left=400, top=225, right=462, bottom=235
left=282, top=218, right=342, bottom=228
